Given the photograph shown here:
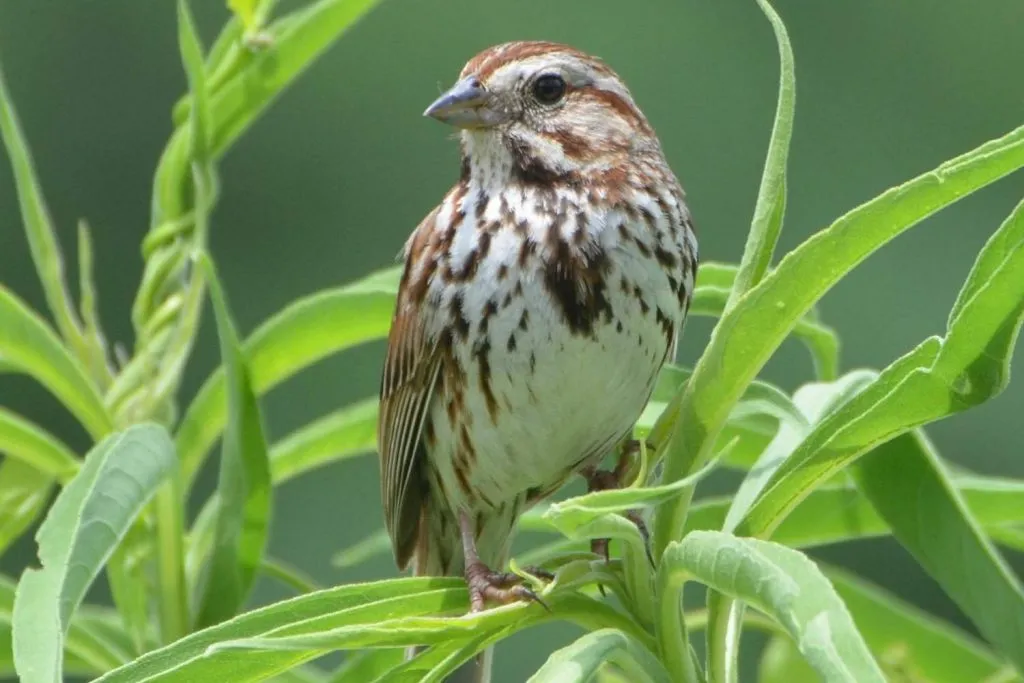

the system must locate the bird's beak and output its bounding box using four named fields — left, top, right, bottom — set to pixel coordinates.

left=423, top=76, right=502, bottom=129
